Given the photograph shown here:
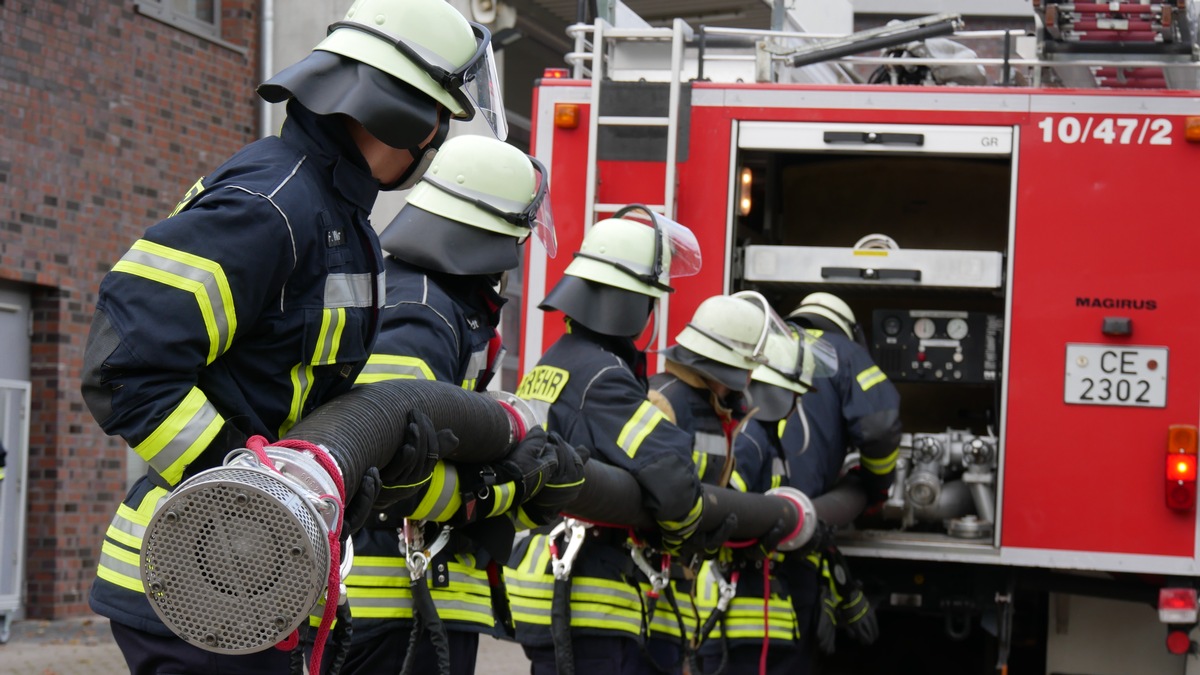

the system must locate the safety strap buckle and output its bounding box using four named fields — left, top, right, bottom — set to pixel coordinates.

left=402, top=519, right=453, bottom=582
left=549, top=517, right=588, bottom=581
left=712, top=565, right=739, bottom=613
left=631, top=545, right=669, bottom=597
